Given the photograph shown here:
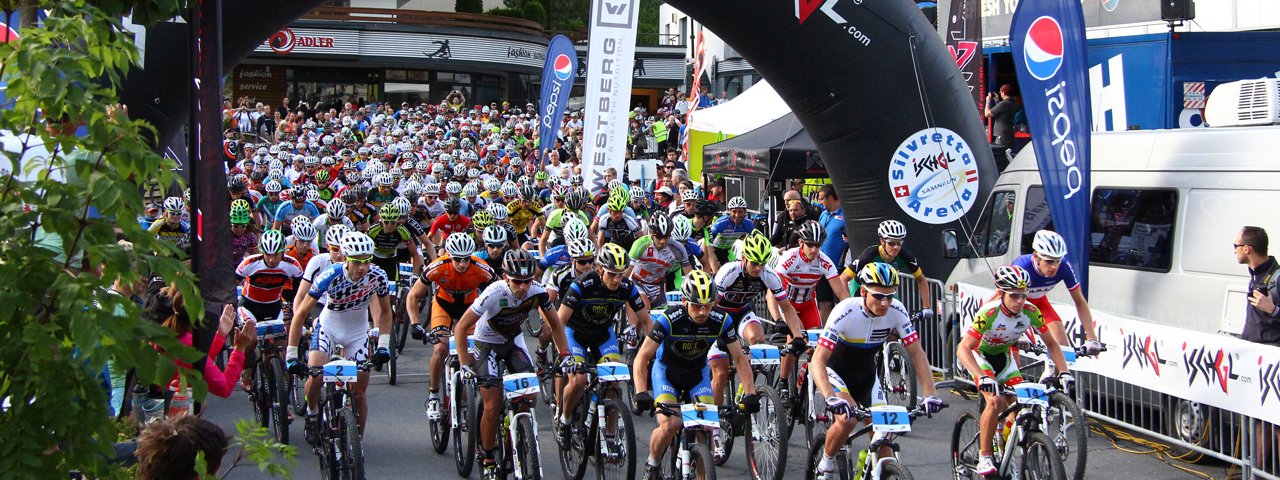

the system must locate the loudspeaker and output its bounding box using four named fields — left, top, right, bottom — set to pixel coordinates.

left=1161, top=0, right=1195, bottom=21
